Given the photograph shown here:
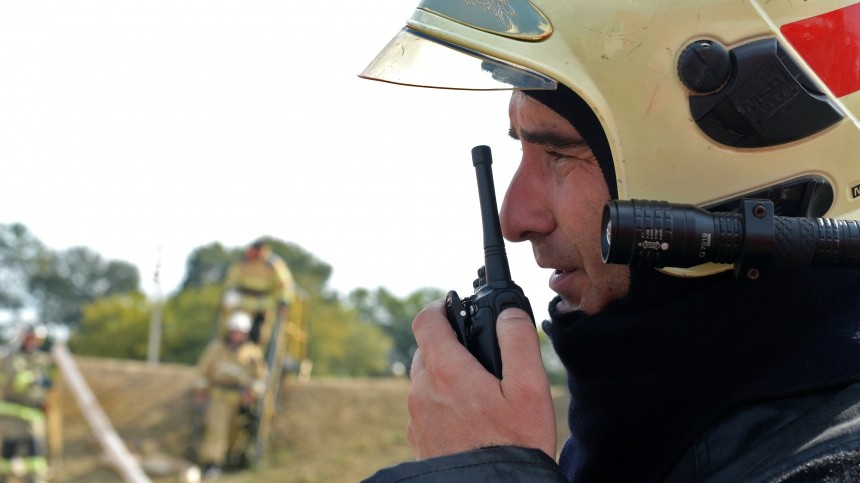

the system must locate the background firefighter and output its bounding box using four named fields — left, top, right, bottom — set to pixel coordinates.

left=193, top=311, right=266, bottom=479
left=0, top=325, right=55, bottom=482
left=221, top=239, right=296, bottom=349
